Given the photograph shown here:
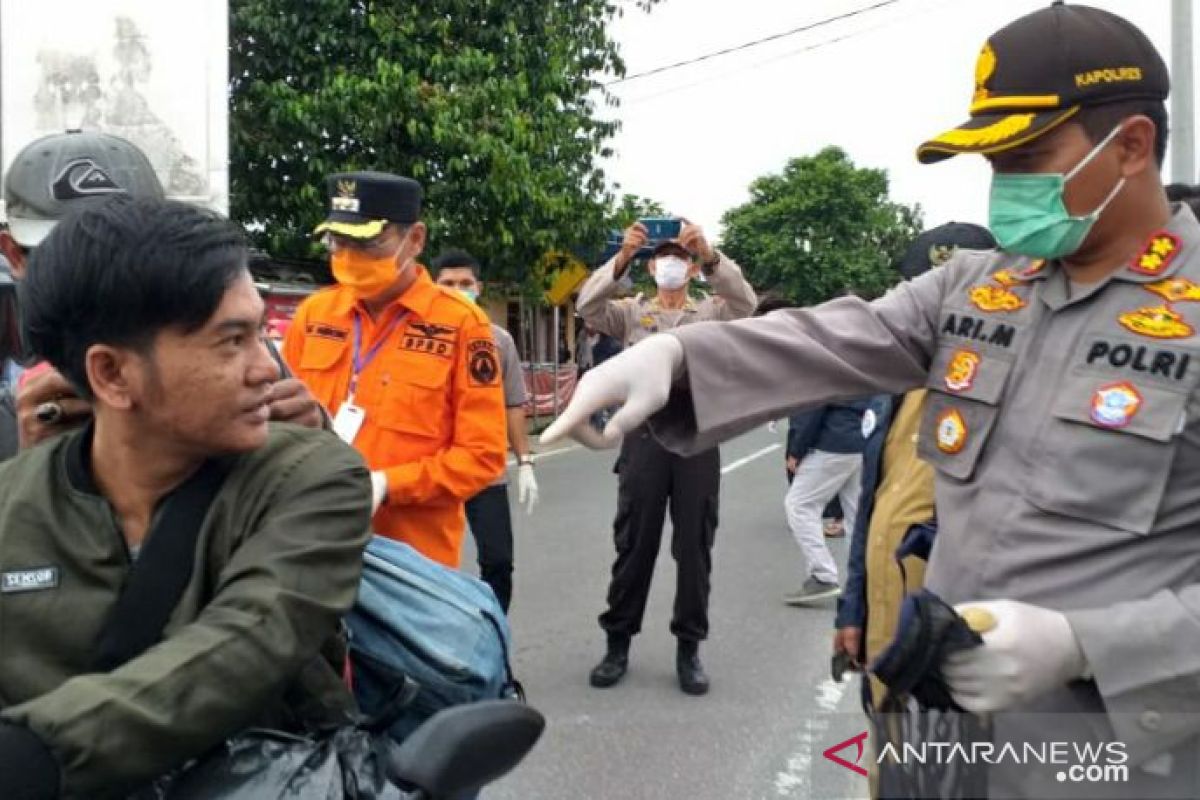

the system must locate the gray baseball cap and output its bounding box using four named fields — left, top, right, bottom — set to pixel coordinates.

left=3, top=130, right=165, bottom=247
